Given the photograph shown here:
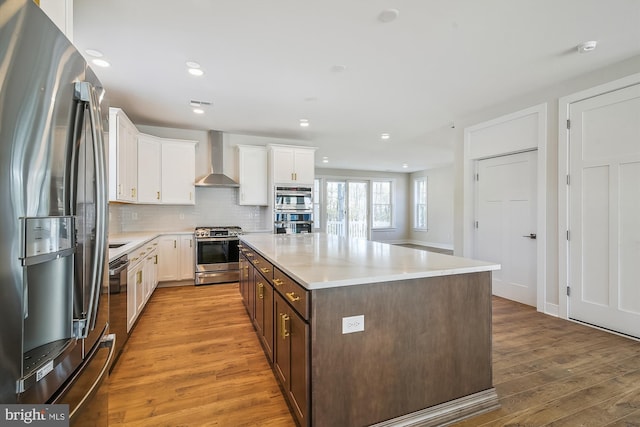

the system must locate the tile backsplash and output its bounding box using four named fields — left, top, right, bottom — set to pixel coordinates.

left=109, top=187, right=269, bottom=234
